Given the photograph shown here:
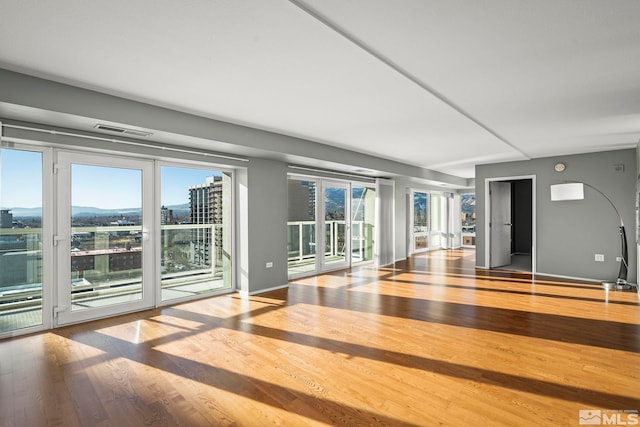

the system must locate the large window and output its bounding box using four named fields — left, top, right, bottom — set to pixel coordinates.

left=0, top=136, right=237, bottom=337
left=288, top=177, right=376, bottom=278
left=0, top=148, right=44, bottom=333
left=411, top=190, right=449, bottom=253
left=351, top=186, right=375, bottom=264
left=160, top=166, right=232, bottom=302
left=287, top=179, right=317, bottom=276
left=461, top=193, right=476, bottom=247
left=412, top=191, right=429, bottom=252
